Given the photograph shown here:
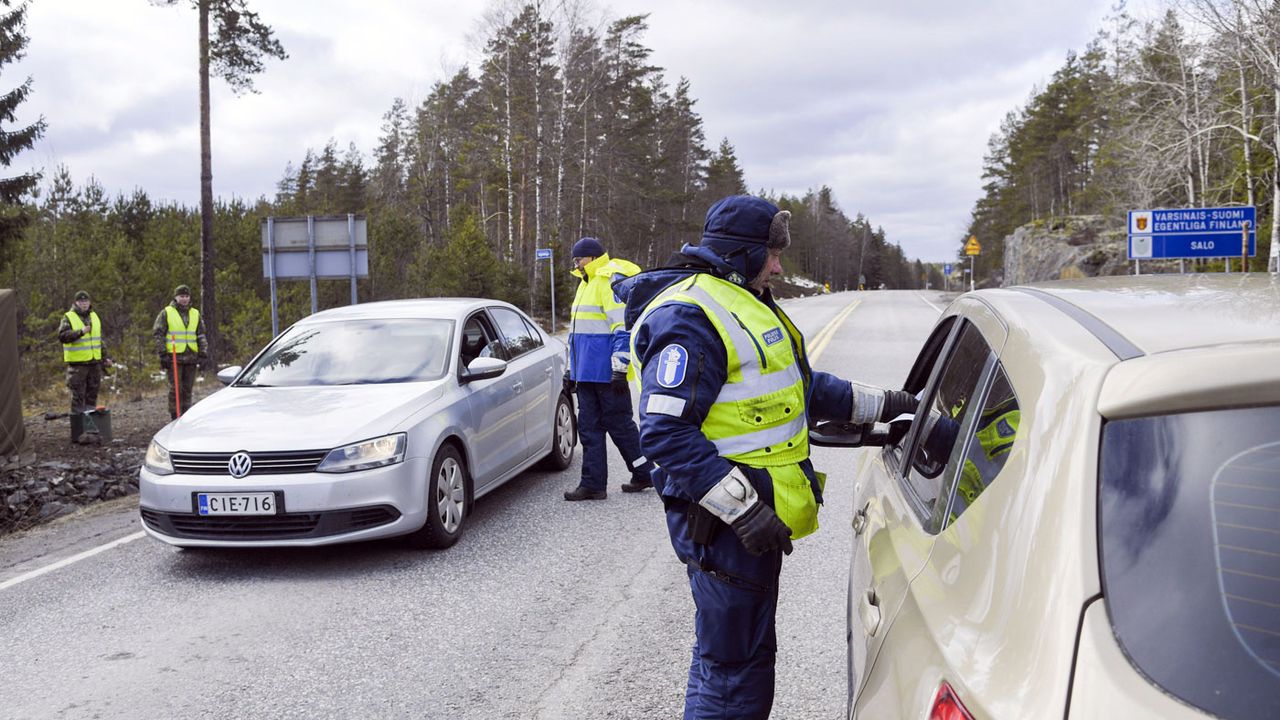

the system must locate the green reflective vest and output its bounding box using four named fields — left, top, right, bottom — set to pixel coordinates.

left=165, top=306, right=200, bottom=353
left=635, top=273, right=825, bottom=539
left=63, top=311, right=102, bottom=363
